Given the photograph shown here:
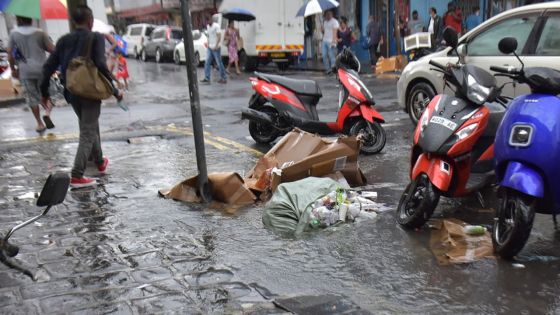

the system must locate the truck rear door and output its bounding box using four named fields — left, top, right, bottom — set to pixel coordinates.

left=283, top=0, right=305, bottom=52
left=254, top=0, right=283, bottom=52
